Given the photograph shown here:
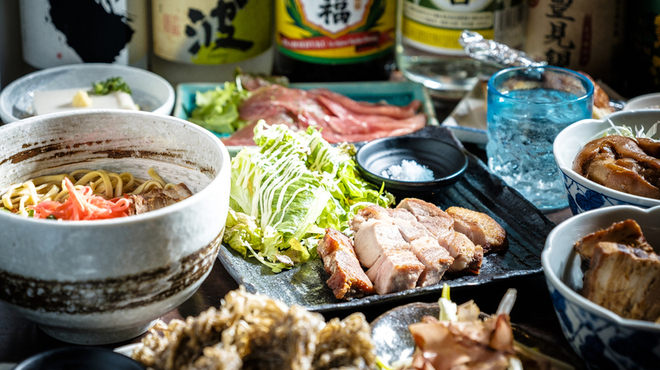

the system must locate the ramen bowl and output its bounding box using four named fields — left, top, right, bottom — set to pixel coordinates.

left=553, top=110, right=660, bottom=215
left=0, top=110, right=230, bottom=344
